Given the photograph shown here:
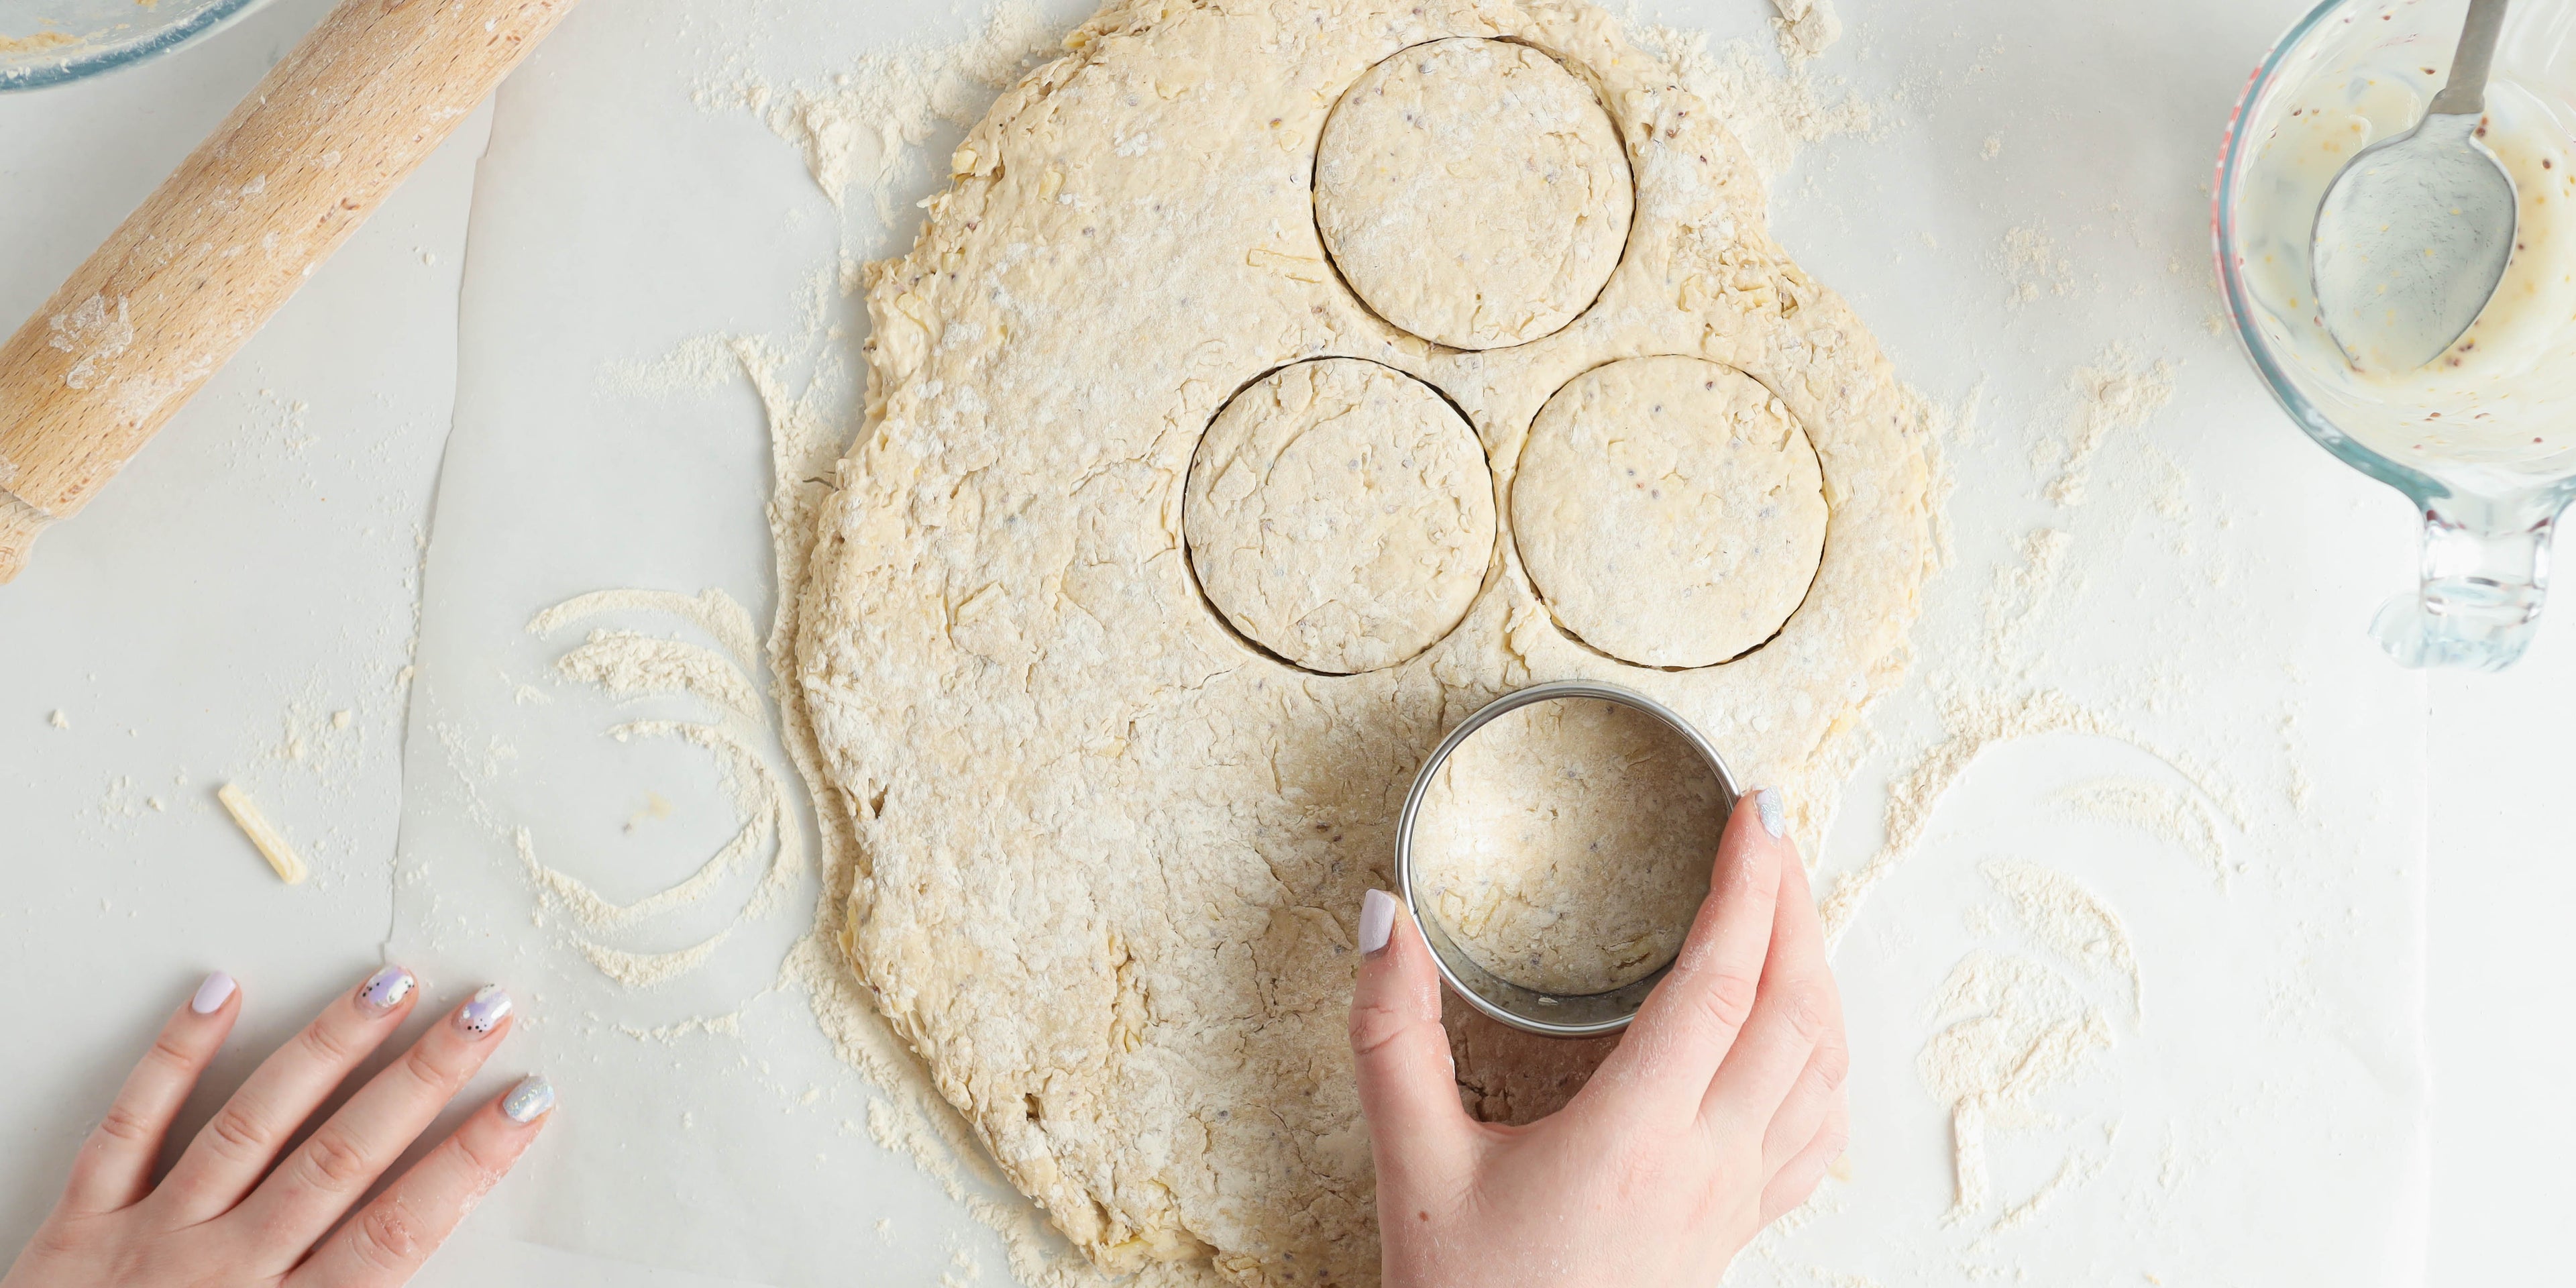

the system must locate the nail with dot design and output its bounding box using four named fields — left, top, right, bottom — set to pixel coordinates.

left=454, top=985, right=513, bottom=1038
left=502, top=1075, right=555, bottom=1124
left=354, top=965, right=416, bottom=1017
left=191, top=971, right=237, bottom=1016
